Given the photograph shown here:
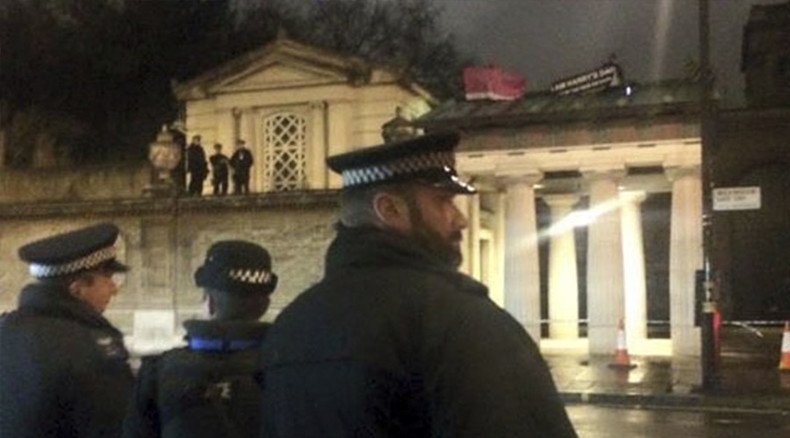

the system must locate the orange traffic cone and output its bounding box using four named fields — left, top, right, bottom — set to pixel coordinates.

left=778, top=321, right=790, bottom=372
left=608, top=318, right=636, bottom=370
